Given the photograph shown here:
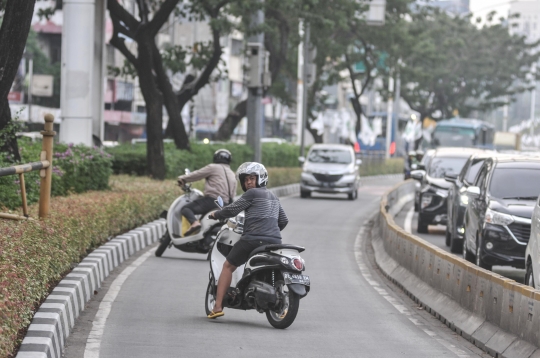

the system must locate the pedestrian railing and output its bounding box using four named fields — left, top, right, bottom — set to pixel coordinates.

left=0, top=114, right=55, bottom=220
